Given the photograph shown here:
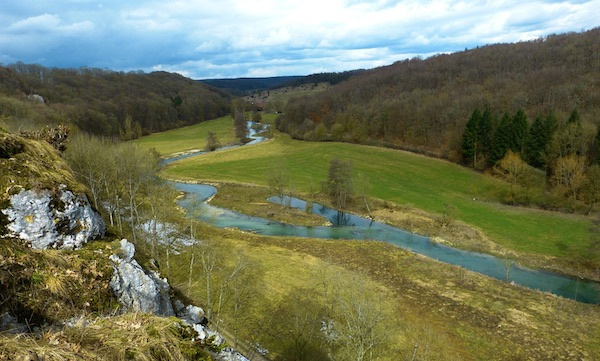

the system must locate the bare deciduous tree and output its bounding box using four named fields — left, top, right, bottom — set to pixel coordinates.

left=552, top=154, right=587, bottom=199
left=323, top=158, right=353, bottom=209
left=206, top=130, right=221, bottom=151
left=268, top=161, right=290, bottom=204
